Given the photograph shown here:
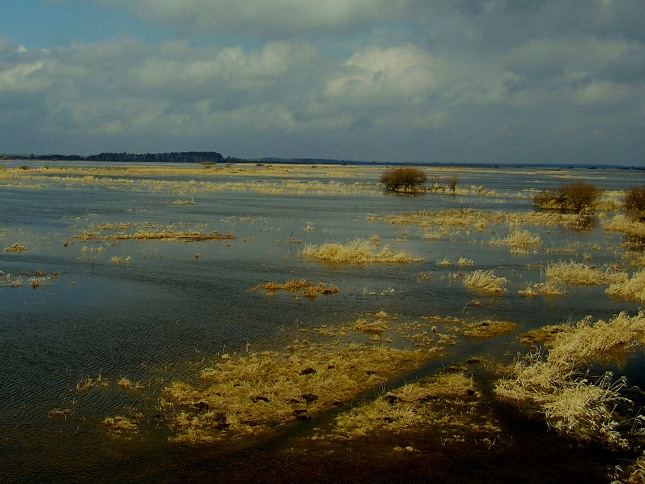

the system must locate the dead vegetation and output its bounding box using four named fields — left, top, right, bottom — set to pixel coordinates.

left=252, top=279, right=340, bottom=298
left=319, top=372, right=501, bottom=444
left=299, top=239, right=422, bottom=264
left=161, top=341, right=431, bottom=444
left=495, top=311, right=645, bottom=449
left=463, top=270, right=508, bottom=294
